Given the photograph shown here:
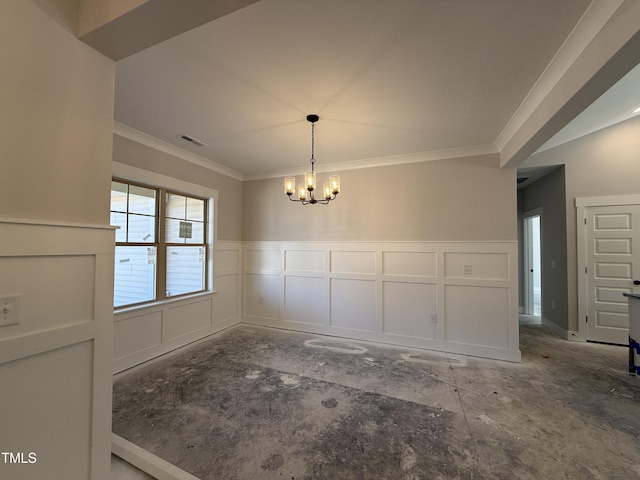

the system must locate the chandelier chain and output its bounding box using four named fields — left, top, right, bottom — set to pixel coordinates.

left=310, top=121, right=316, bottom=170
